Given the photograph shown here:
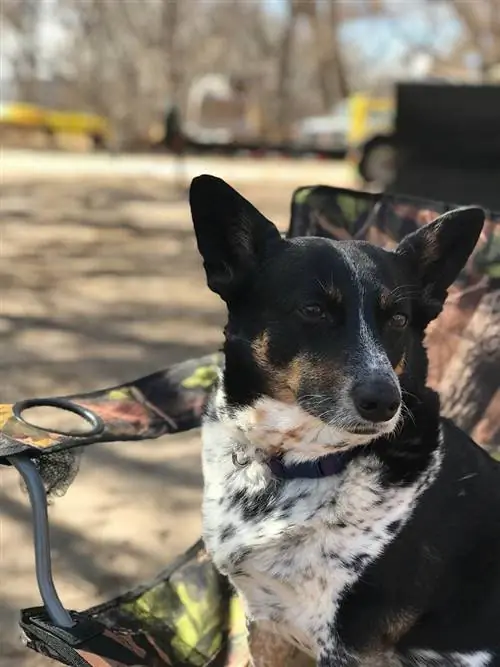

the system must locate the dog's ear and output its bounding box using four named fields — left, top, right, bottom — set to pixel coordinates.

left=189, top=175, right=282, bottom=301
left=395, top=206, right=485, bottom=302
